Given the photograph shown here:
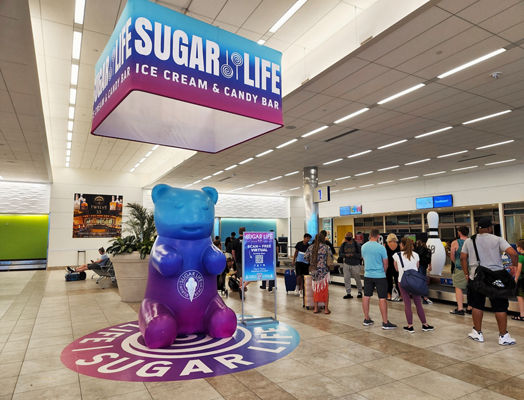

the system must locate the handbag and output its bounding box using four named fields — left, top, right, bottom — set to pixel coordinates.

left=398, top=252, right=428, bottom=296
left=468, top=235, right=515, bottom=298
